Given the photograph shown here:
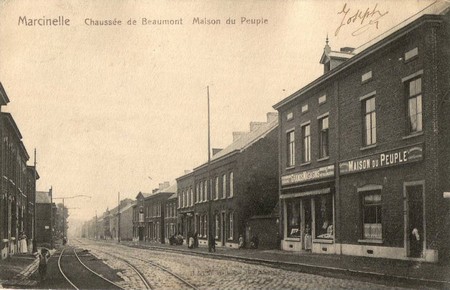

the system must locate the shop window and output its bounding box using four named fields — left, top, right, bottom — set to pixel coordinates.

left=286, top=199, right=300, bottom=238
left=302, top=124, right=311, bottom=163
left=406, top=78, right=422, bottom=134
left=319, top=116, right=329, bottom=158
left=287, top=130, right=295, bottom=167
left=362, top=192, right=382, bottom=240
left=315, top=194, right=333, bottom=239
left=363, top=96, right=376, bottom=146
